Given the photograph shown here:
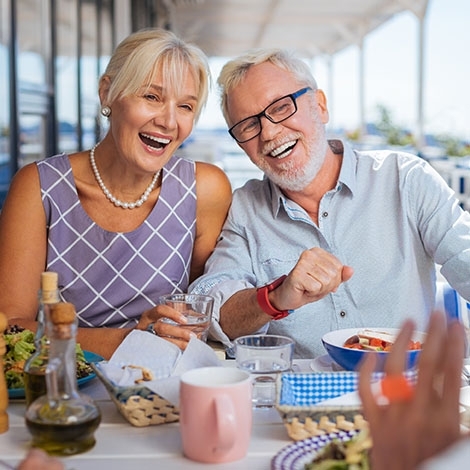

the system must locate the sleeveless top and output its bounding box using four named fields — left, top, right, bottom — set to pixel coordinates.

left=37, top=153, right=197, bottom=328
